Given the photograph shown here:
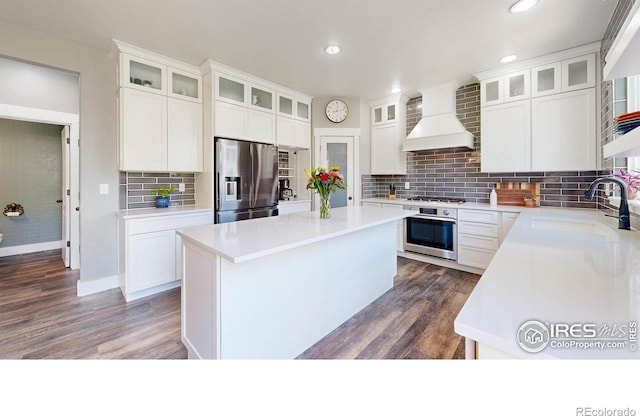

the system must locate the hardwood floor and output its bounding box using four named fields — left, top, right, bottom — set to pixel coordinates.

left=298, top=256, right=479, bottom=359
left=0, top=250, right=479, bottom=359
